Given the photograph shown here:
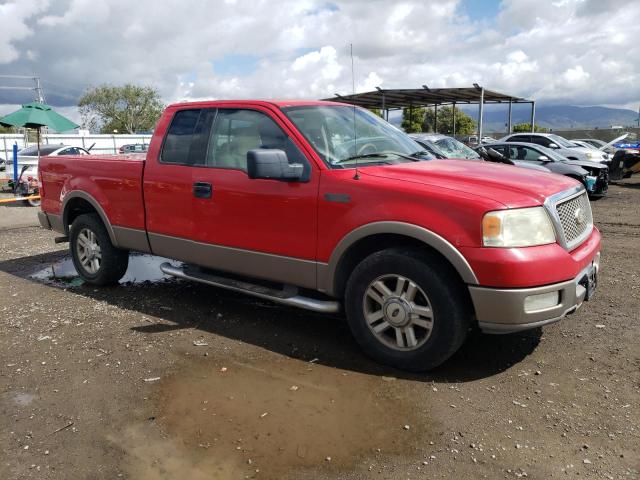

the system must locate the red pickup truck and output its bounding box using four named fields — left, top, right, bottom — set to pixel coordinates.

left=37, top=100, right=601, bottom=370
